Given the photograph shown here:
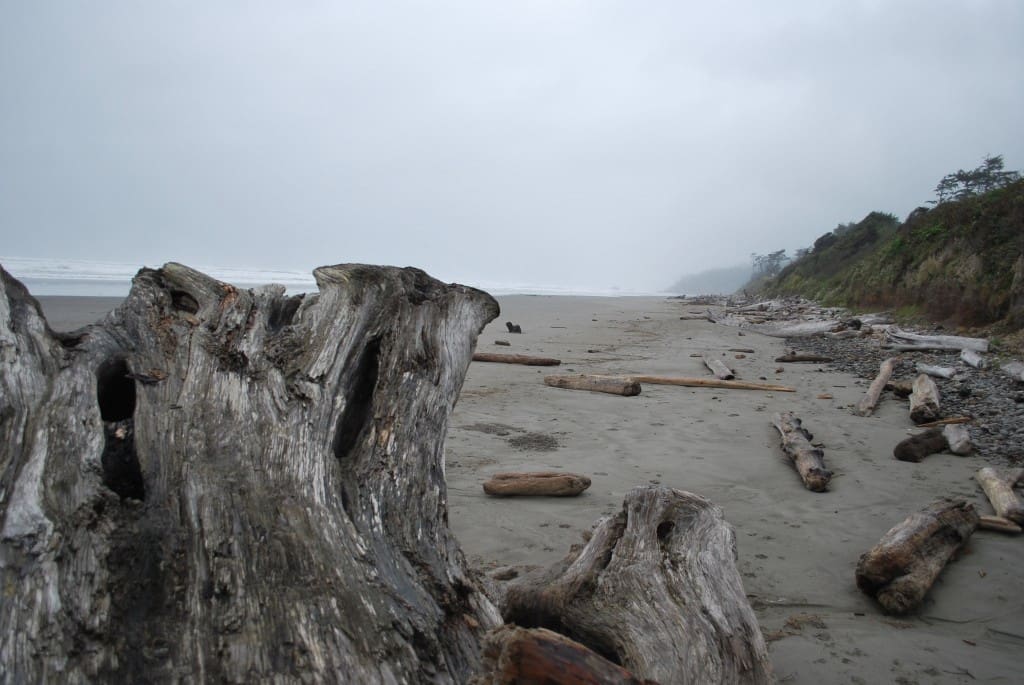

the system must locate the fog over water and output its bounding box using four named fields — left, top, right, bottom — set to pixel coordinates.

left=2, top=2, right=1023, bottom=294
